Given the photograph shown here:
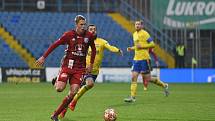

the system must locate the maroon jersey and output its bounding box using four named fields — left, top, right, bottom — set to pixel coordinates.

left=43, top=30, right=96, bottom=70
left=149, top=48, right=158, bottom=62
